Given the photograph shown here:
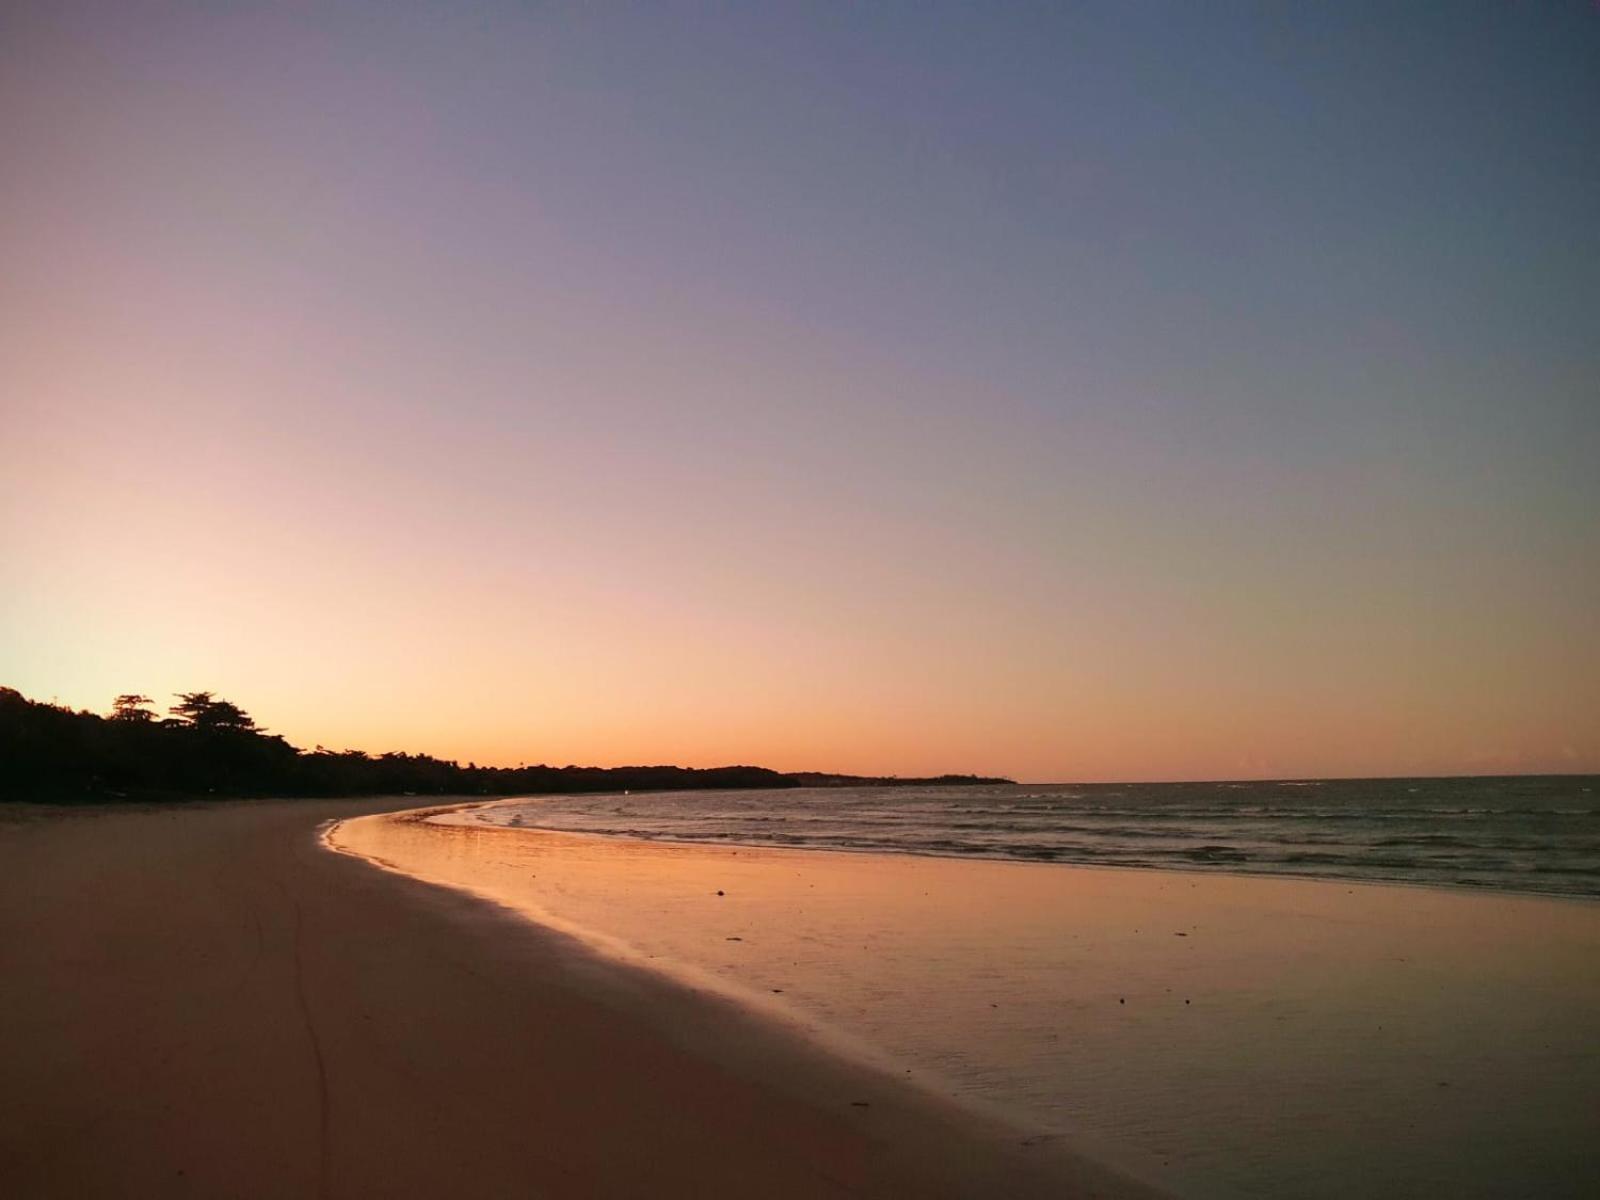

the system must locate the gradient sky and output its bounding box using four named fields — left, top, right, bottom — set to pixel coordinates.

left=3, top=3, right=1596, bottom=781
